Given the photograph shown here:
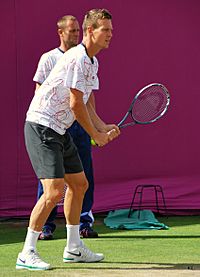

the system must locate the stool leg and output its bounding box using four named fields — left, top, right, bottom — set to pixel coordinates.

left=159, top=186, right=167, bottom=215
left=128, top=186, right=139, bottom=218
left=155, top=186, right=159, bottom=214
left=138, top=186, right=143, bottom=219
